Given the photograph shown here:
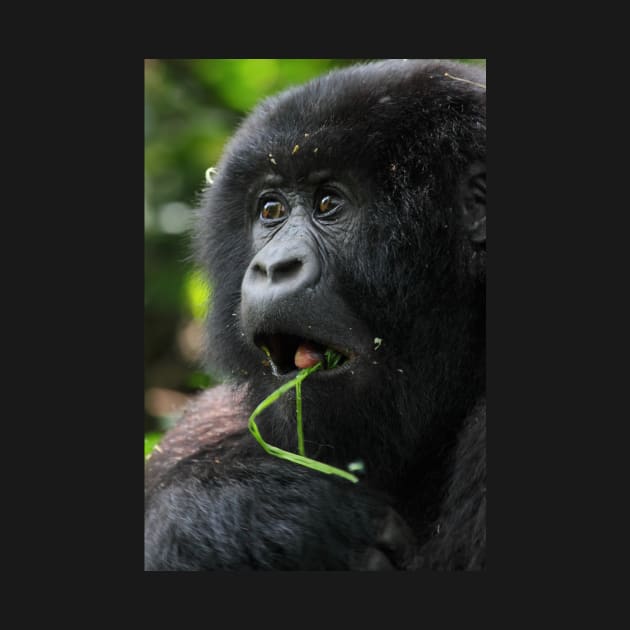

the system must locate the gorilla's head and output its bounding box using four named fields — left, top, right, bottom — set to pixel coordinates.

left=195, top=60, right=486, bottom=478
